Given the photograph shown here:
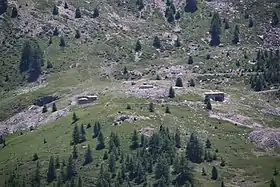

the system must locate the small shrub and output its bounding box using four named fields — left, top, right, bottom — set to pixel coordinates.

left=33, top=153, right=39, bottom=161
